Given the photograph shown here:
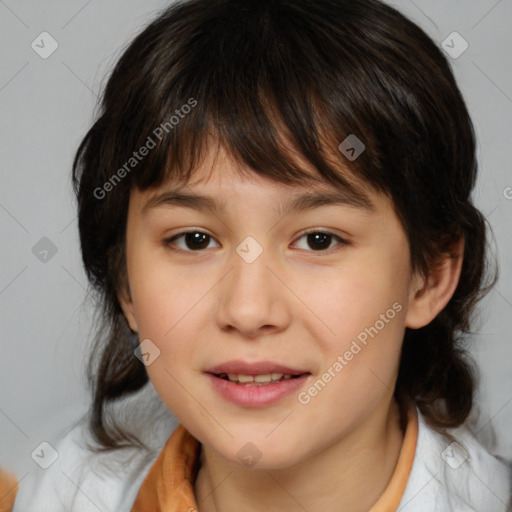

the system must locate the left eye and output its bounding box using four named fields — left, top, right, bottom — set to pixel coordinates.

left=164, top=230, right=348, bottom=253
left=293, top=231, right=348, bottom=252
